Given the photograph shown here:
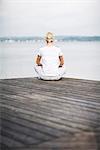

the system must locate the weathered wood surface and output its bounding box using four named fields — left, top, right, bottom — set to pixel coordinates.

left=0, top=77, right=100, bottom=150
